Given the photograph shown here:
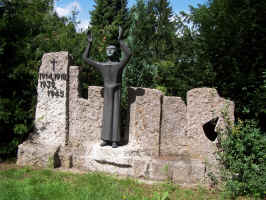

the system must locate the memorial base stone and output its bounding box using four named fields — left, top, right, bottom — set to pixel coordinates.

left=17, top=141, right=60, bottom=168
left=78, top=143, right=206, bottom=186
